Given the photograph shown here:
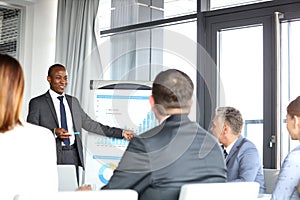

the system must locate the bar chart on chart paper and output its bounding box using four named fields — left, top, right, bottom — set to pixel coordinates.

left=93, top=88, right=158, bottom=148
left=94, top=110, right=158, bottom=147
